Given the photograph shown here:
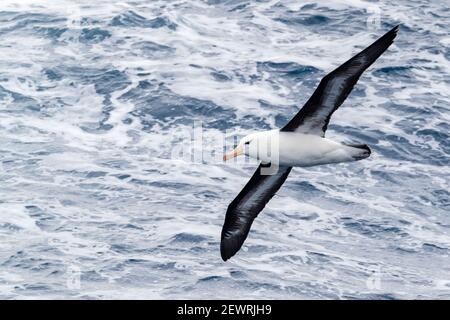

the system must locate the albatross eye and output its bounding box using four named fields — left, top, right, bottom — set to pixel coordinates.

left=244, top=141, right=251, bottom=145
